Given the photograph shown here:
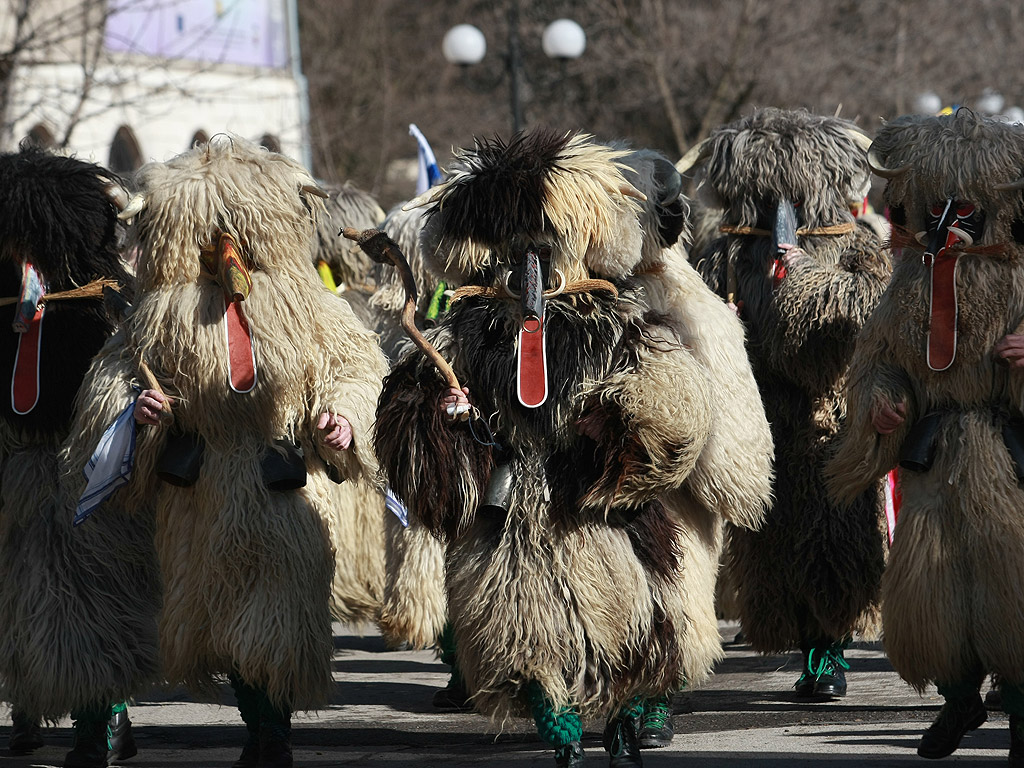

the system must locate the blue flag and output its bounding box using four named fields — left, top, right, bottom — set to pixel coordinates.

left=410, top=123, right=442, bottom=195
